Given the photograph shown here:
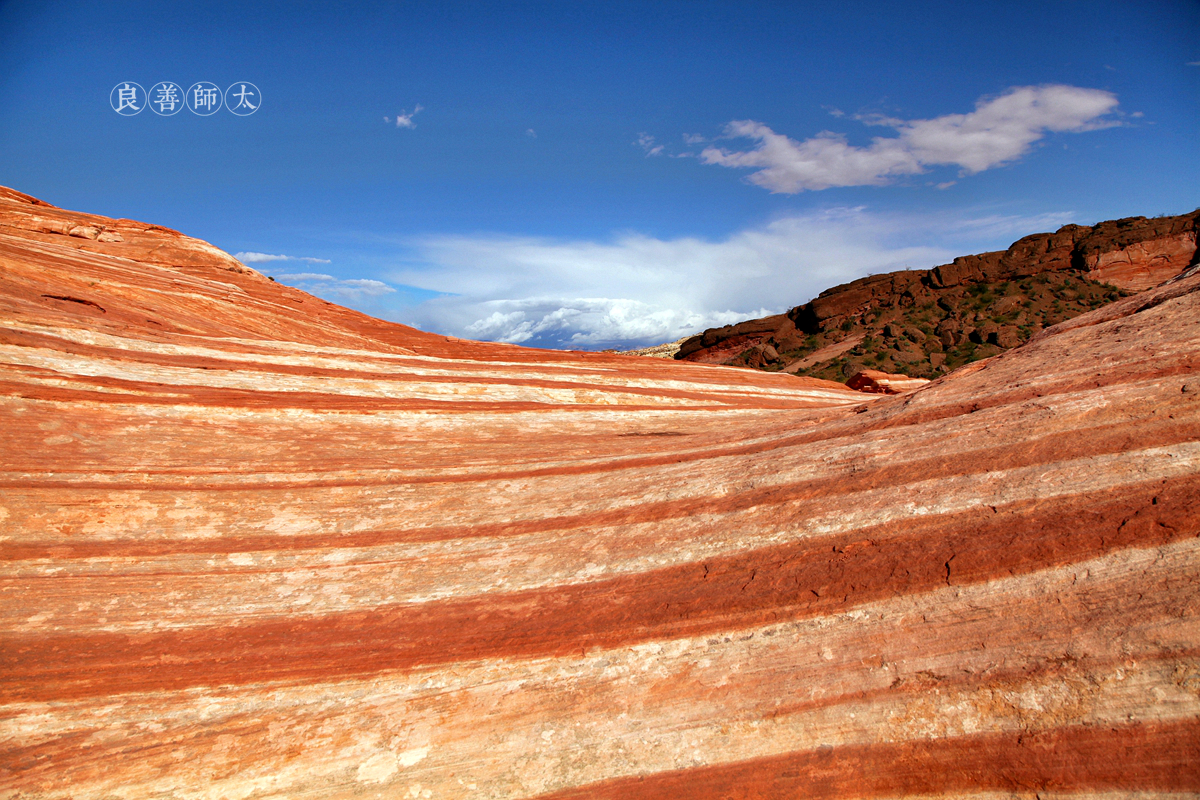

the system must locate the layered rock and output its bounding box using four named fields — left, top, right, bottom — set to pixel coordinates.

left=2, top=188, right=1199, bottom=799
left=679, top=209, right=1200, bottom=381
